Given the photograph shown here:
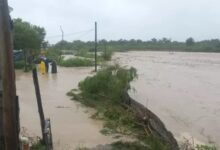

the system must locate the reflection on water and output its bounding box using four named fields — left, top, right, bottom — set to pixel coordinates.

left=16, top=67, right=114, bottom=149
left=113, top=51, right=220, bottom=147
